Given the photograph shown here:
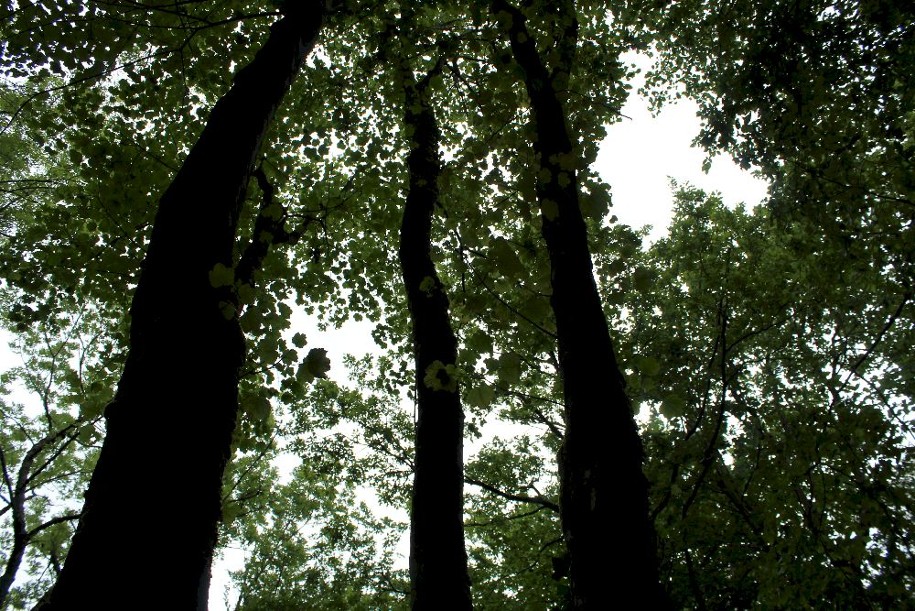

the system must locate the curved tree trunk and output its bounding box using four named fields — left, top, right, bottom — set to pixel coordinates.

left=491, top=0, right=667, bottom=607
left=400, top=64, right=473, bottom=609
left=36, top=5, right=323, bottom=609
